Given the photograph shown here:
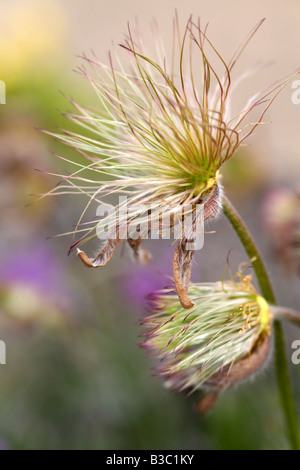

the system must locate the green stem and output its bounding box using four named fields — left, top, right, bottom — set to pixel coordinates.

left=222, top=194, right=299, bottom=450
